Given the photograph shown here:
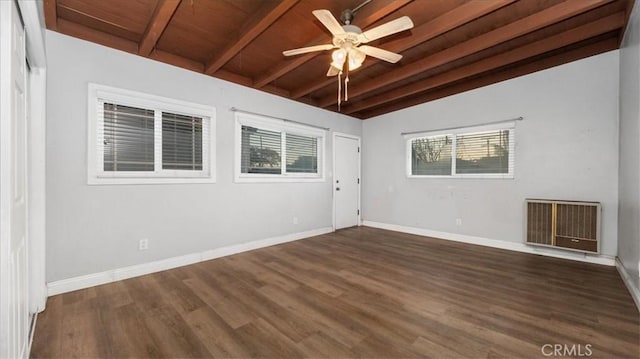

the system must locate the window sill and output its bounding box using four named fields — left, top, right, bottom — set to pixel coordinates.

left=88, top=176, right=216, bottom=185
left=407, top=174, right=514, bottom=180
left=234, top=175, right=325, bottom=183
